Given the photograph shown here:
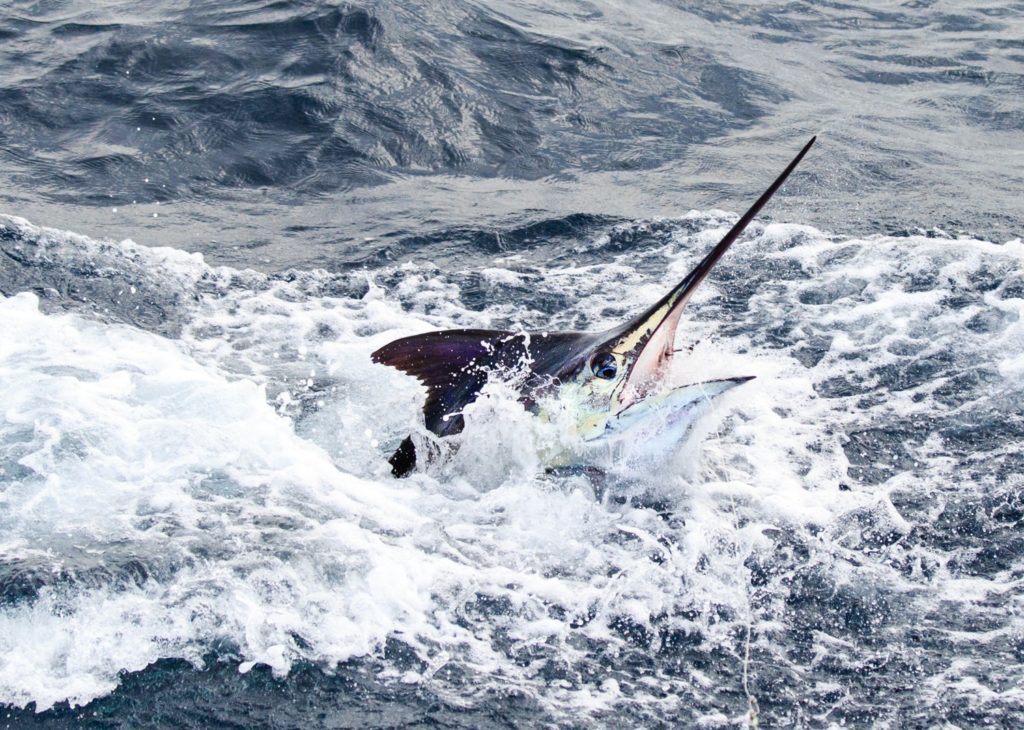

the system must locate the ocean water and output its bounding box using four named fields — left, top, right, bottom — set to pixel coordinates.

left=1, top=1, right=1022, bottom=728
